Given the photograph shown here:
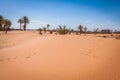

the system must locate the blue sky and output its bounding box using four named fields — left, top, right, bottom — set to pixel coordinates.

left=0, top=0, right=120, bottom=31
